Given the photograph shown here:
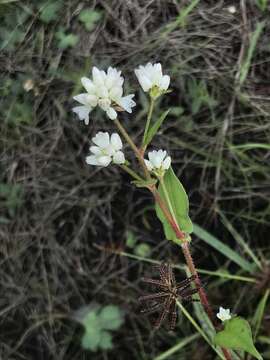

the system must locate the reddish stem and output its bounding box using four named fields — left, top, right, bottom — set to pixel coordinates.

left=150, top=185, right=232, bottom=360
